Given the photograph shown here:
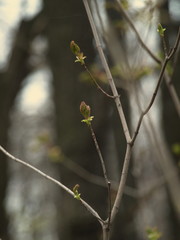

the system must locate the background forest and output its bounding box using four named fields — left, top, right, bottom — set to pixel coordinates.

left=0, top=0, right=180, bottom=240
